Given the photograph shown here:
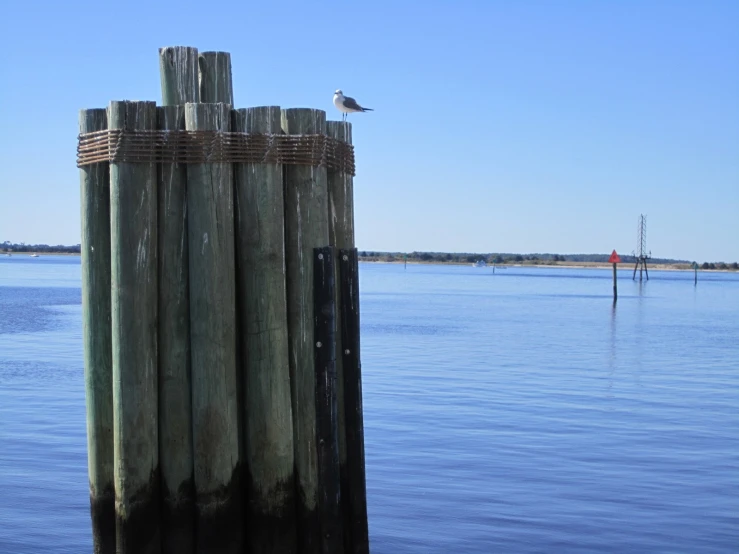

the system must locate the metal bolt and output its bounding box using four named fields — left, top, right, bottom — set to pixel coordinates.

left=344, top=349, right=350, bottom=355
left=342, top=254, right=348, bottom=261
left=316, top=341, right=322, bottom=348
left=318, top=253, right=324, bottom=260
